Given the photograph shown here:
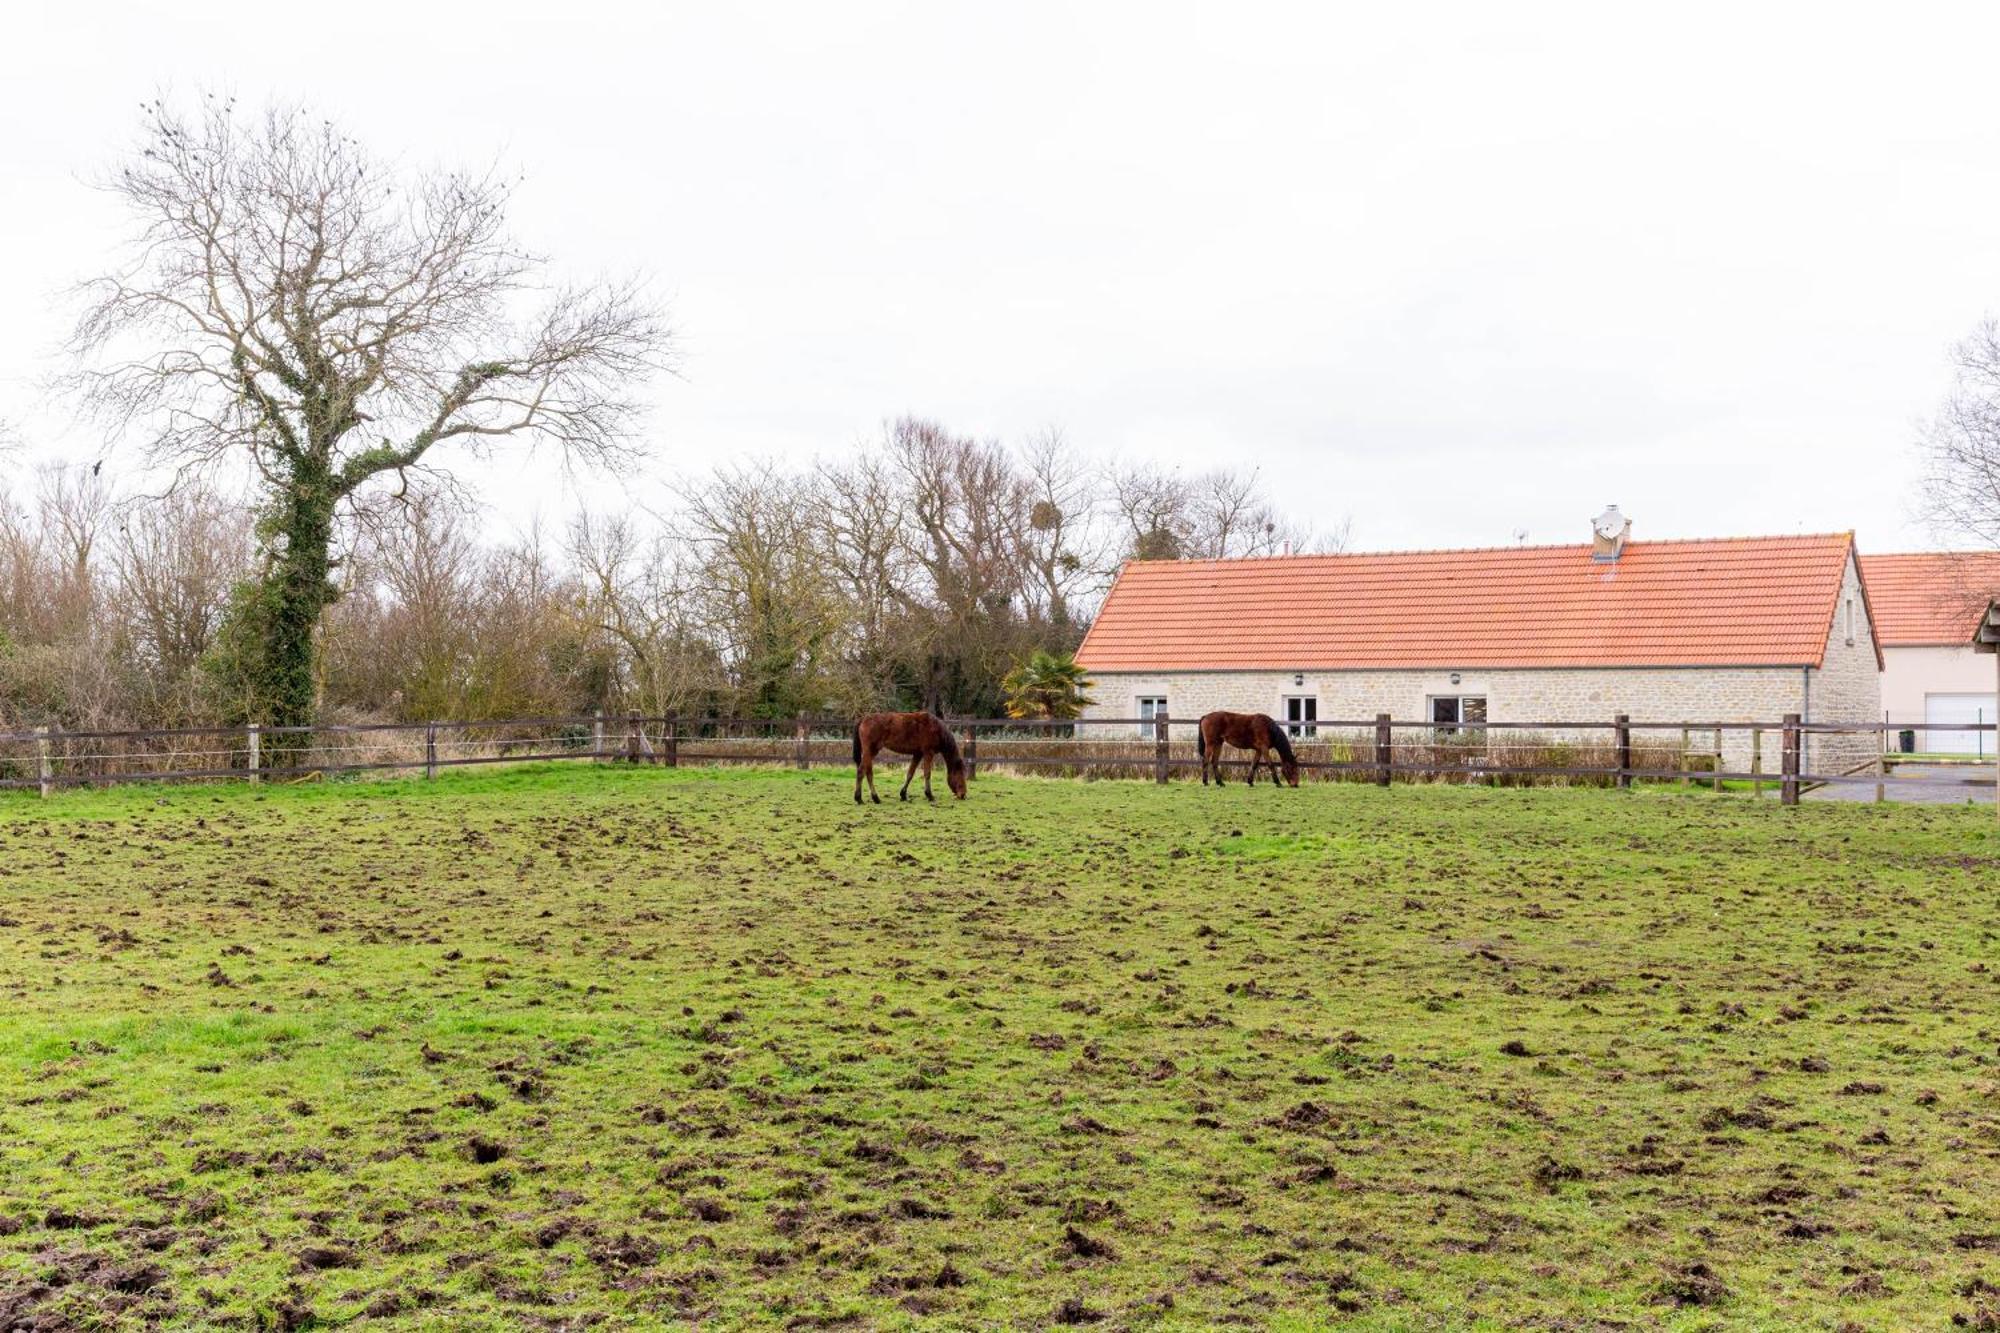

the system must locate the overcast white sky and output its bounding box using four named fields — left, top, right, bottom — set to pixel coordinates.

left=5, top=1, right=1999, bottom=554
